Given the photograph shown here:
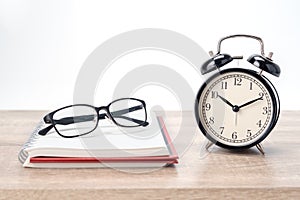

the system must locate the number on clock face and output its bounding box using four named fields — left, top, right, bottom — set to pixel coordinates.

left=198, top=71, right=273, bottom=147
